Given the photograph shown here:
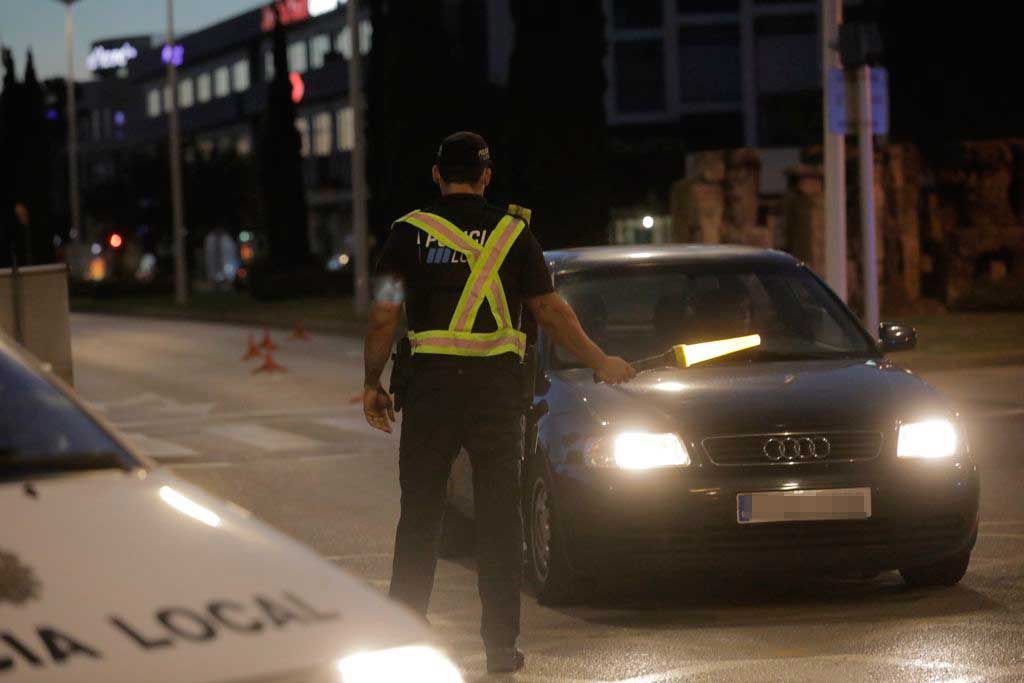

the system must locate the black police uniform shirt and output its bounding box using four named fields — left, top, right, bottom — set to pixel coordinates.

left=375, top=193, right=553, bottom=357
